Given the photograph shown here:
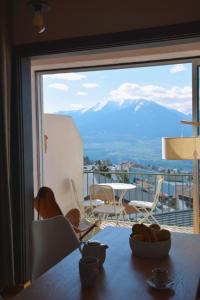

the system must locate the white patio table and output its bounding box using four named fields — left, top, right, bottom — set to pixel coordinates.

left=98, top=182, right=136, bottom=205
